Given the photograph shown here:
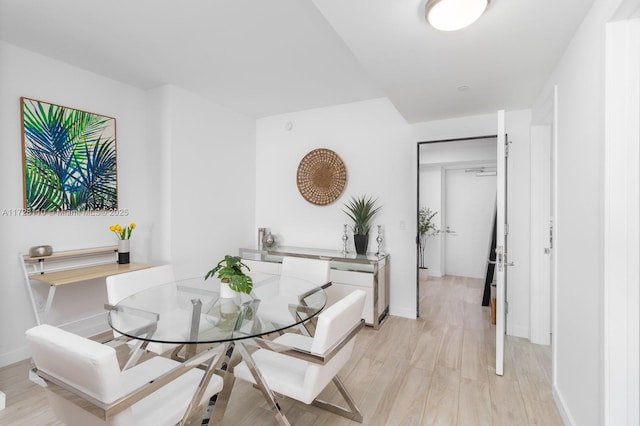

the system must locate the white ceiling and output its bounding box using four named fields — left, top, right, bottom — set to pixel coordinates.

left=0, top=0, right=595, bottom=123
